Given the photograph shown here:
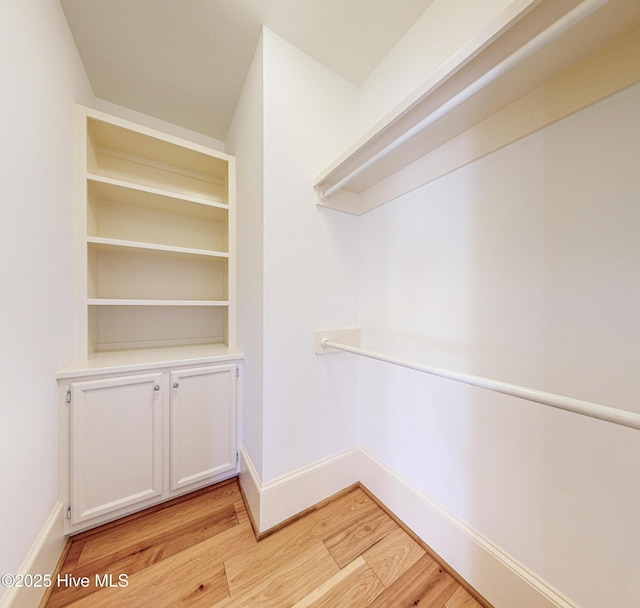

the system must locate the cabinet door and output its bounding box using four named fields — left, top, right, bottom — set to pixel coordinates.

left=170, top=364, right=237, bottom=492
left=70, top=373, right=163, bottom=526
